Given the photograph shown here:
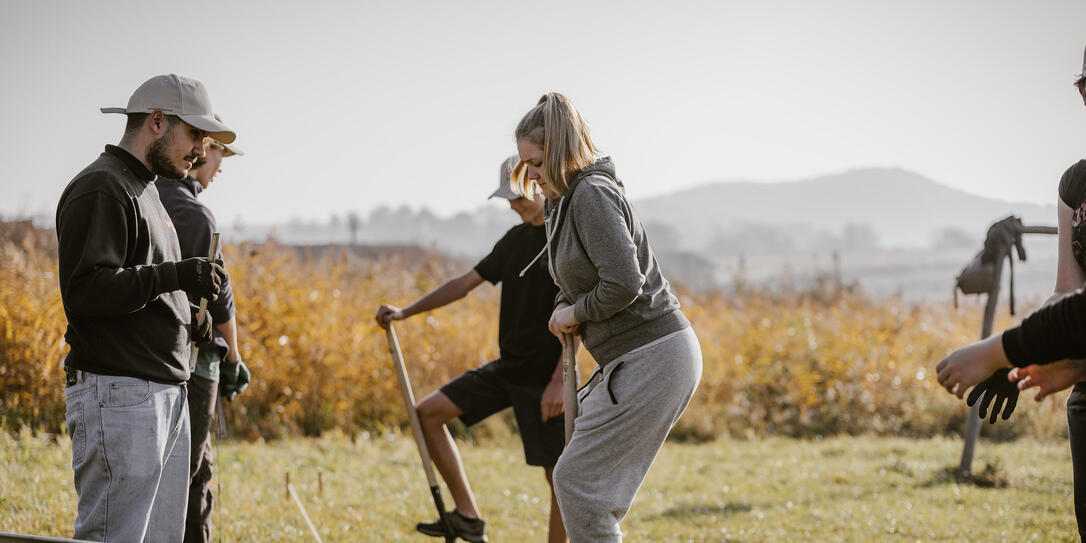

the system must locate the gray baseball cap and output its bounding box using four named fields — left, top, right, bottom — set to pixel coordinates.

left=488, top=155, right=521, bottom=200
left=101, top=74, right=236, bottom=144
